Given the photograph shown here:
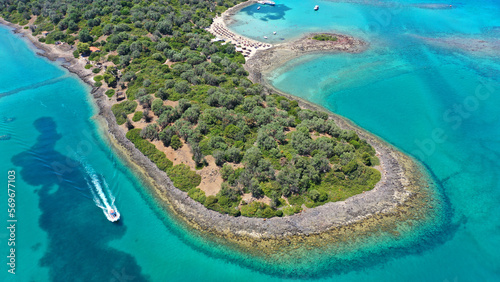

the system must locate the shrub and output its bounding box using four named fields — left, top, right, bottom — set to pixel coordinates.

left=204, top=196, right=219, bottom=210
left=312, top=34, right=337, bottom=41
left=362, top=152, right=372, bottom=166
left=290, top=130, right=313, bottom=155
left=140, top=124, right=159, bottom=141
left=225, top=147, right=242, bottom=163
left=159, top=127, right=175, bottom=147
left=126, top=129, right=173, bottom=172
left=213, top=150, right=226, bottom=166
left=243, top=147, right=262, bottom=168
left=170, top=135, right=182, bottom=150
left=223, top=124, right=240, bottom=139
left=220, top=164, right=234, bottom=181
left=343, top=159, right=358, bottom=174
left=182, top=105, right=200, bottom=123
left=125, top=118, right=134, bottom=130
left=228, top=208, right=241, bottom=217
left=188, top=188, right=206, bottom=204
left=217, top=196, right=229, bottom=208
left=309, top=190, right=328, bottom=202
left=319, top=191, right=328, bottom=202
left=168, top=164, right=201, bottom=192
left=240, top=202, right=276, bottom=218
left=92, top=68, right=101, bottom=74
left=142, top=109, right=152, bottom=122
left=132, top=111, right=143, bottom=122
left=151, top=99, right=164, bottom=116
left=111, top=100, right=137, bottom=125
left=309, top=190, right=320, bottom=202
left=85, top=64, right=92, bottom=69
left=105, top=89, right=115, bottom=97
left=218, top=182, right=241, bottom=201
